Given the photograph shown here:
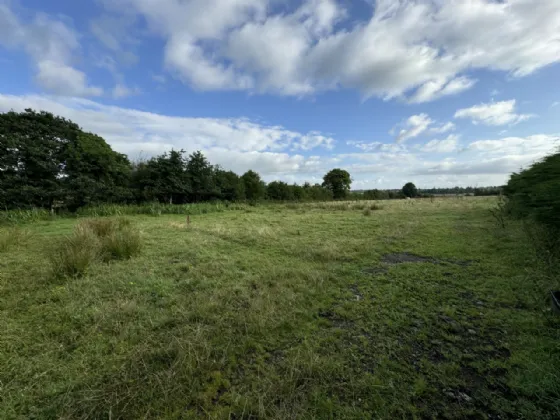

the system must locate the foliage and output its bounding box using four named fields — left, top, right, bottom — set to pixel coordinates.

left=322, top=168, right=352, bottom=199
left=0, top=110, right=131, bottom=210
left=241, top=170, right=266, bottom=202
left=402, top=182, right=419, bottom=198
left=504, top=151, right=560, bottom=231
